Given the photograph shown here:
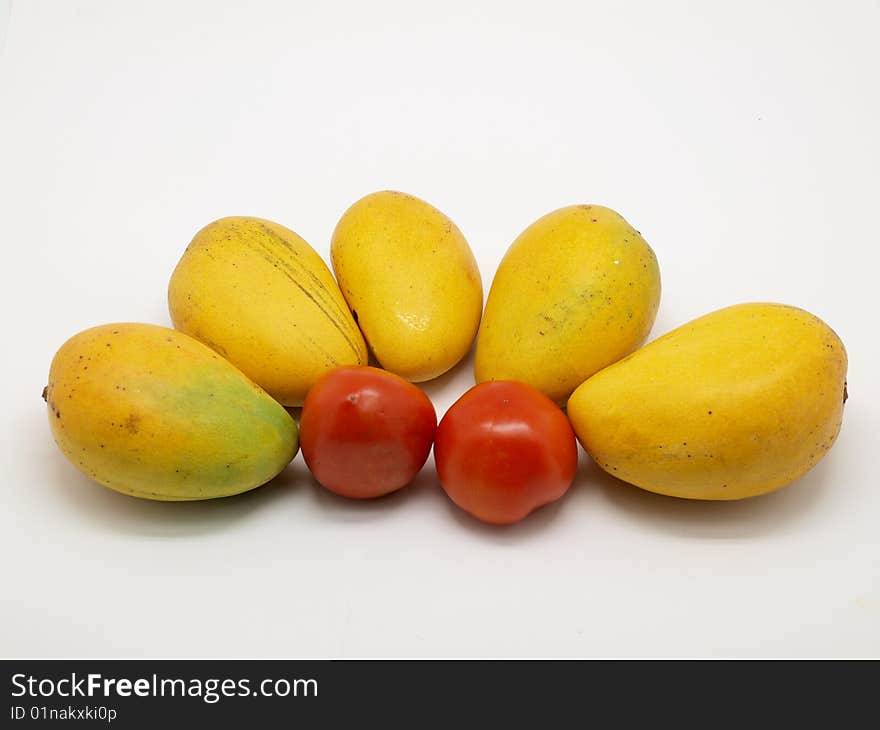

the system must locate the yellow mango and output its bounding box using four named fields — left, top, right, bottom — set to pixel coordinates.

left=44, top=323, right=298, bottom=500
left=331, top=191, right=482, bottom=382
left=475, top=205, right=661, bottom=404
left=567, top=303, right=848, bottom=500
left=169, top=216, right=367, bottom=406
